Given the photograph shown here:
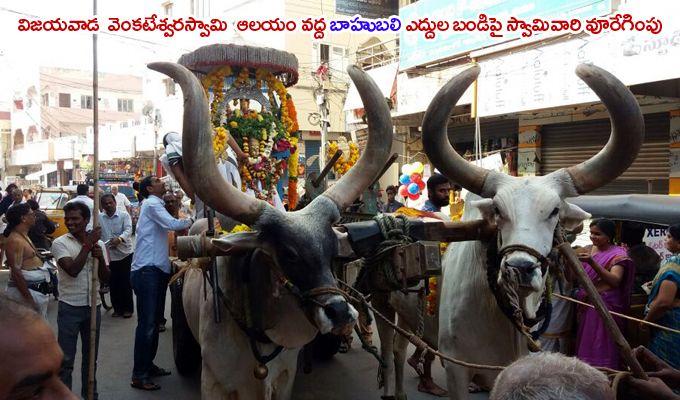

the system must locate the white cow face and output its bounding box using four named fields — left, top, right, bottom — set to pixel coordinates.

left=472, top=176, right=590, bottom=318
